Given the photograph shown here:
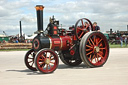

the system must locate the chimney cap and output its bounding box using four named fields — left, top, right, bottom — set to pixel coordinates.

left=35, top=5, right=44, bottom=11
